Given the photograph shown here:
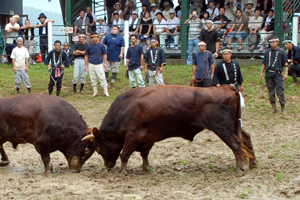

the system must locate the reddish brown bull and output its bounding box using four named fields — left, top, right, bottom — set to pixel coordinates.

left=83, top=85, right=256, bottom=174
left=0, top=94, right=94, bottom=173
